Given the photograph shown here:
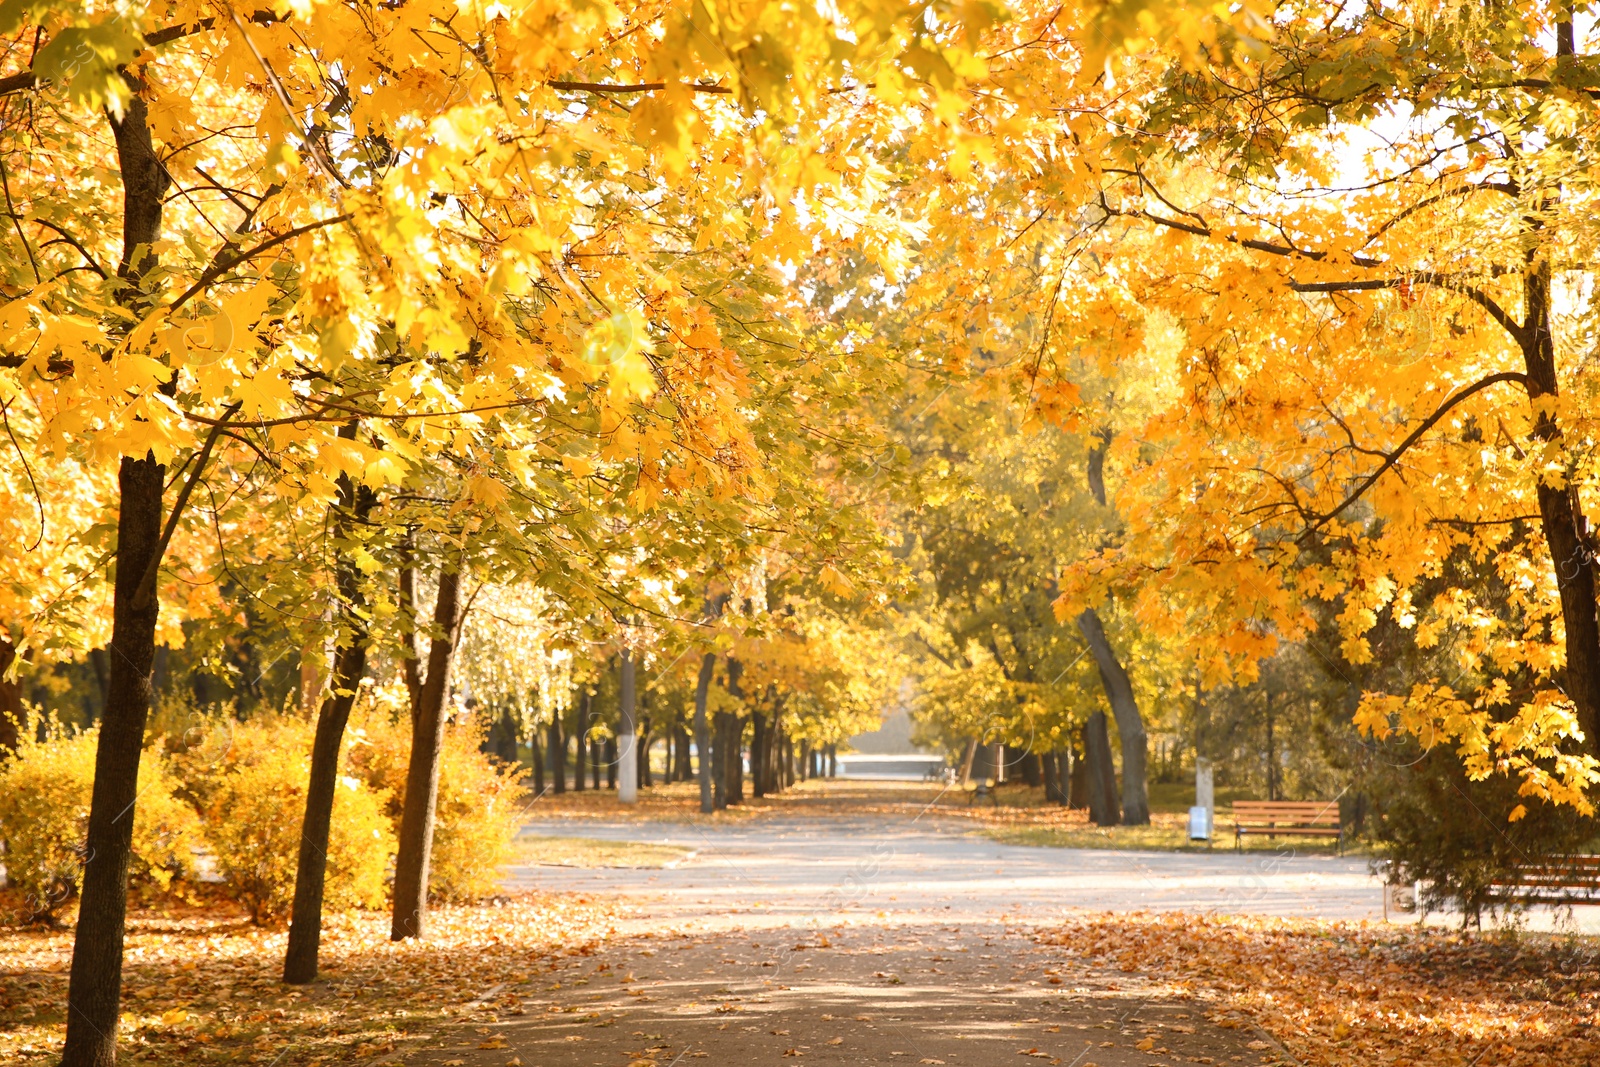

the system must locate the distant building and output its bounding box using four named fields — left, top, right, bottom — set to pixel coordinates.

left=837, top=698, right=944, bottom=780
